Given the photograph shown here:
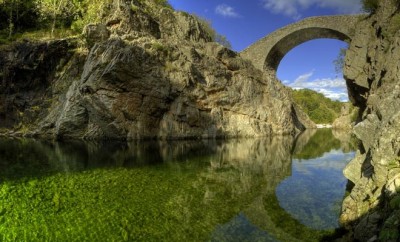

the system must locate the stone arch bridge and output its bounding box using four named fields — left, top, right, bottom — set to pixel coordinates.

left=240, top=15, right=360, bottom=73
